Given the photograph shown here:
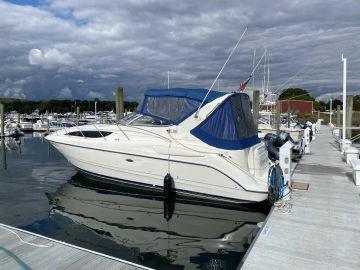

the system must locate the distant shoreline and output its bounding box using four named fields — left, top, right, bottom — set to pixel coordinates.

left=0, top=98, right=138, bottom=114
